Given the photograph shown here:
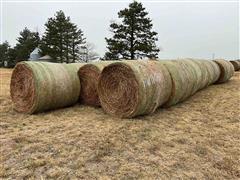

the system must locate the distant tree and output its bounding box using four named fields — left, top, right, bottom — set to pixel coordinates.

left=8, top=48, right=17, bottom=67
left=0, top=41, right=10, bottom=67
left=68, top=24, right=85, bottom=63
left=79, top=42, right=99, bottom=62
left=0, top=41, right=17, bottom=67
left=15, top=27, right=40, bottom=61
left=104, top=1, right=159, bottom=60
left=41, top=10, right=85, bottom=63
